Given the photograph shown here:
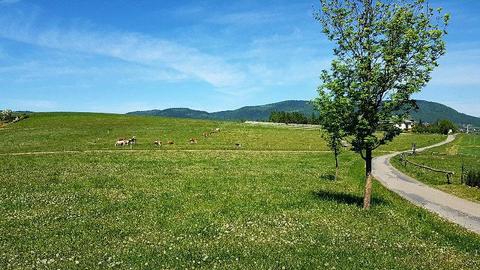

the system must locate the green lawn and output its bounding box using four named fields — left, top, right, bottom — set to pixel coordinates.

left=375, top=132, right=446, bottom=153
left=392, top=134, right=480, bottom=202
left=0, top=113, right=478, bottom=269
